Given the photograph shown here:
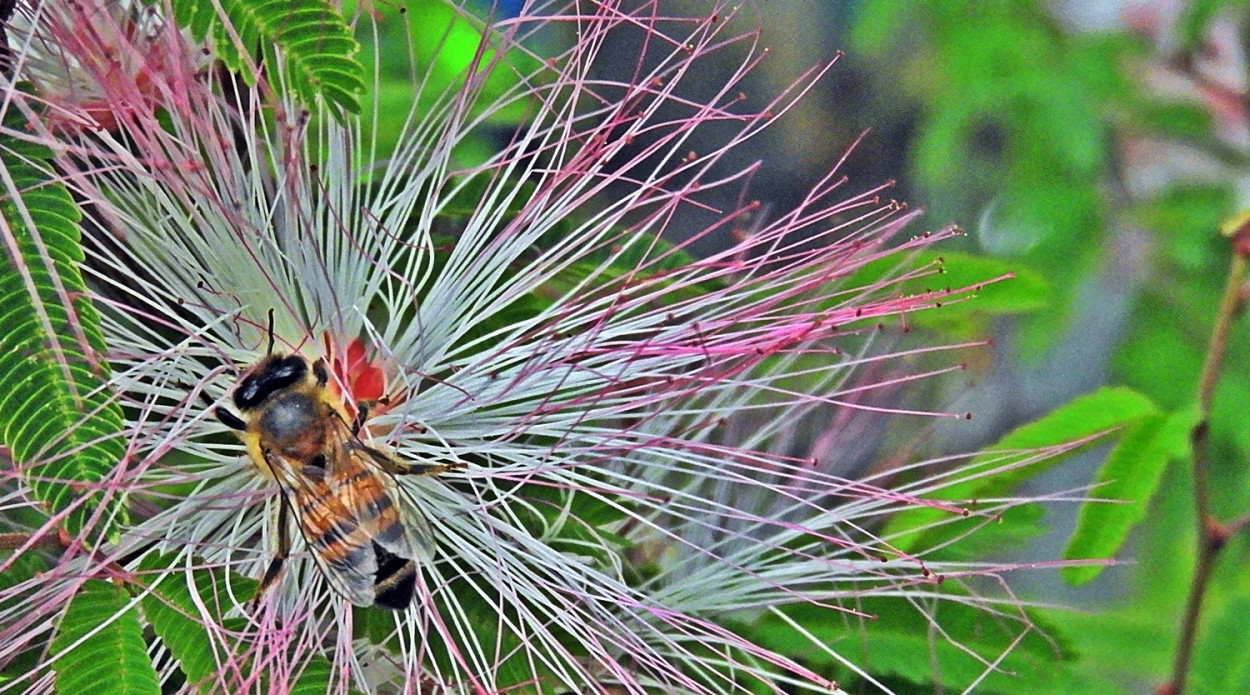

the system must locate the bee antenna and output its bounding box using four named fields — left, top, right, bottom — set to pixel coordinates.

left=266, top=308, right=276, bottom=355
